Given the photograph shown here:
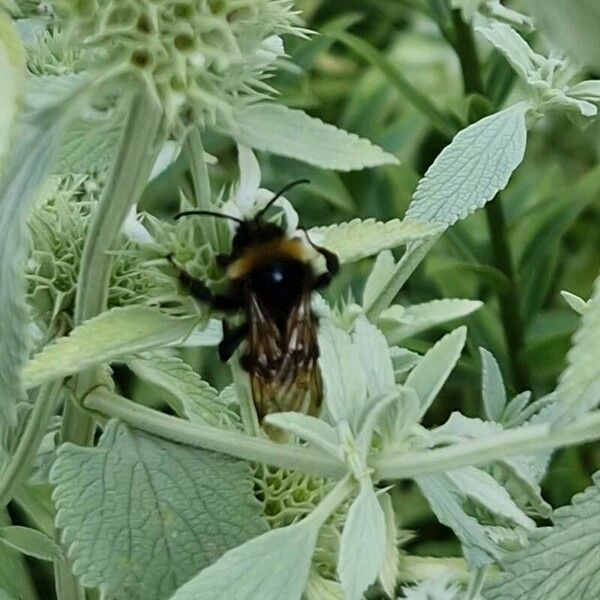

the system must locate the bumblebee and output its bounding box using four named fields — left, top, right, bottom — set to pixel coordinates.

left=170, top=180, right=339, bottom=421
